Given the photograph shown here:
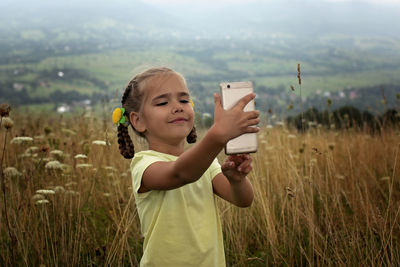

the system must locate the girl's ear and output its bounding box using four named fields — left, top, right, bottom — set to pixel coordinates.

left=130, top=112, right=146, bottom=133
